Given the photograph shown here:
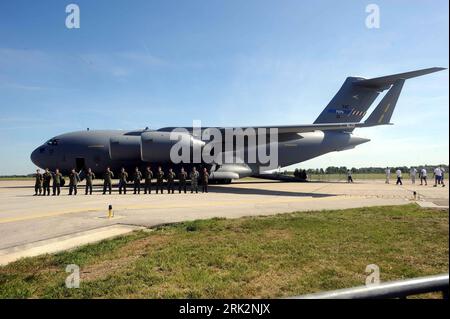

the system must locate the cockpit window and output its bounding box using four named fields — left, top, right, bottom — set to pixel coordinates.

left=47, top=139, right=59, bottom=146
